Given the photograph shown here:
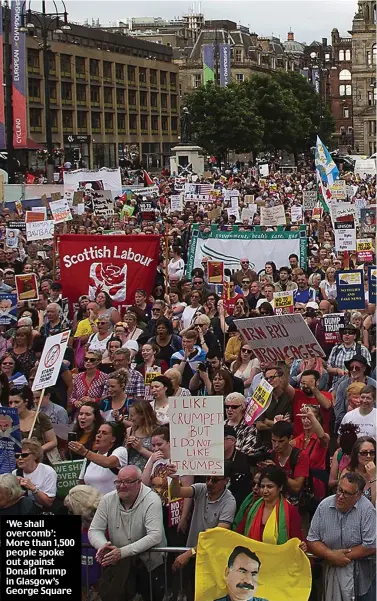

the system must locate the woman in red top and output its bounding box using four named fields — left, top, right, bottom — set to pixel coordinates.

left=69, top=350, right=108, bottom=413
left=233, top=465, right=305, bottom=545
left=291, top=405, right=329, bottom=503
